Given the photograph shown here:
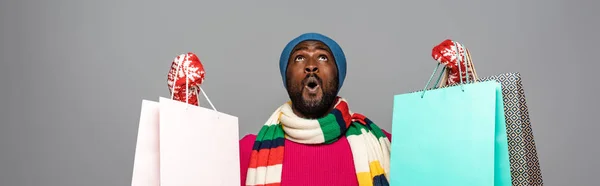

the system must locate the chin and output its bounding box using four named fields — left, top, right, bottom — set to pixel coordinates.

left=302, top=94, right=323, bottom=106
left=302, top=98, right=322, bottom=108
